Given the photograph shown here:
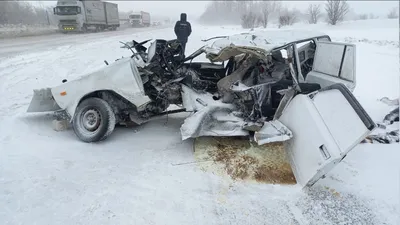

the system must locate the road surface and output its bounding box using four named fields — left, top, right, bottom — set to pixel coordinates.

left=0, top=25, right=173, bottom=58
